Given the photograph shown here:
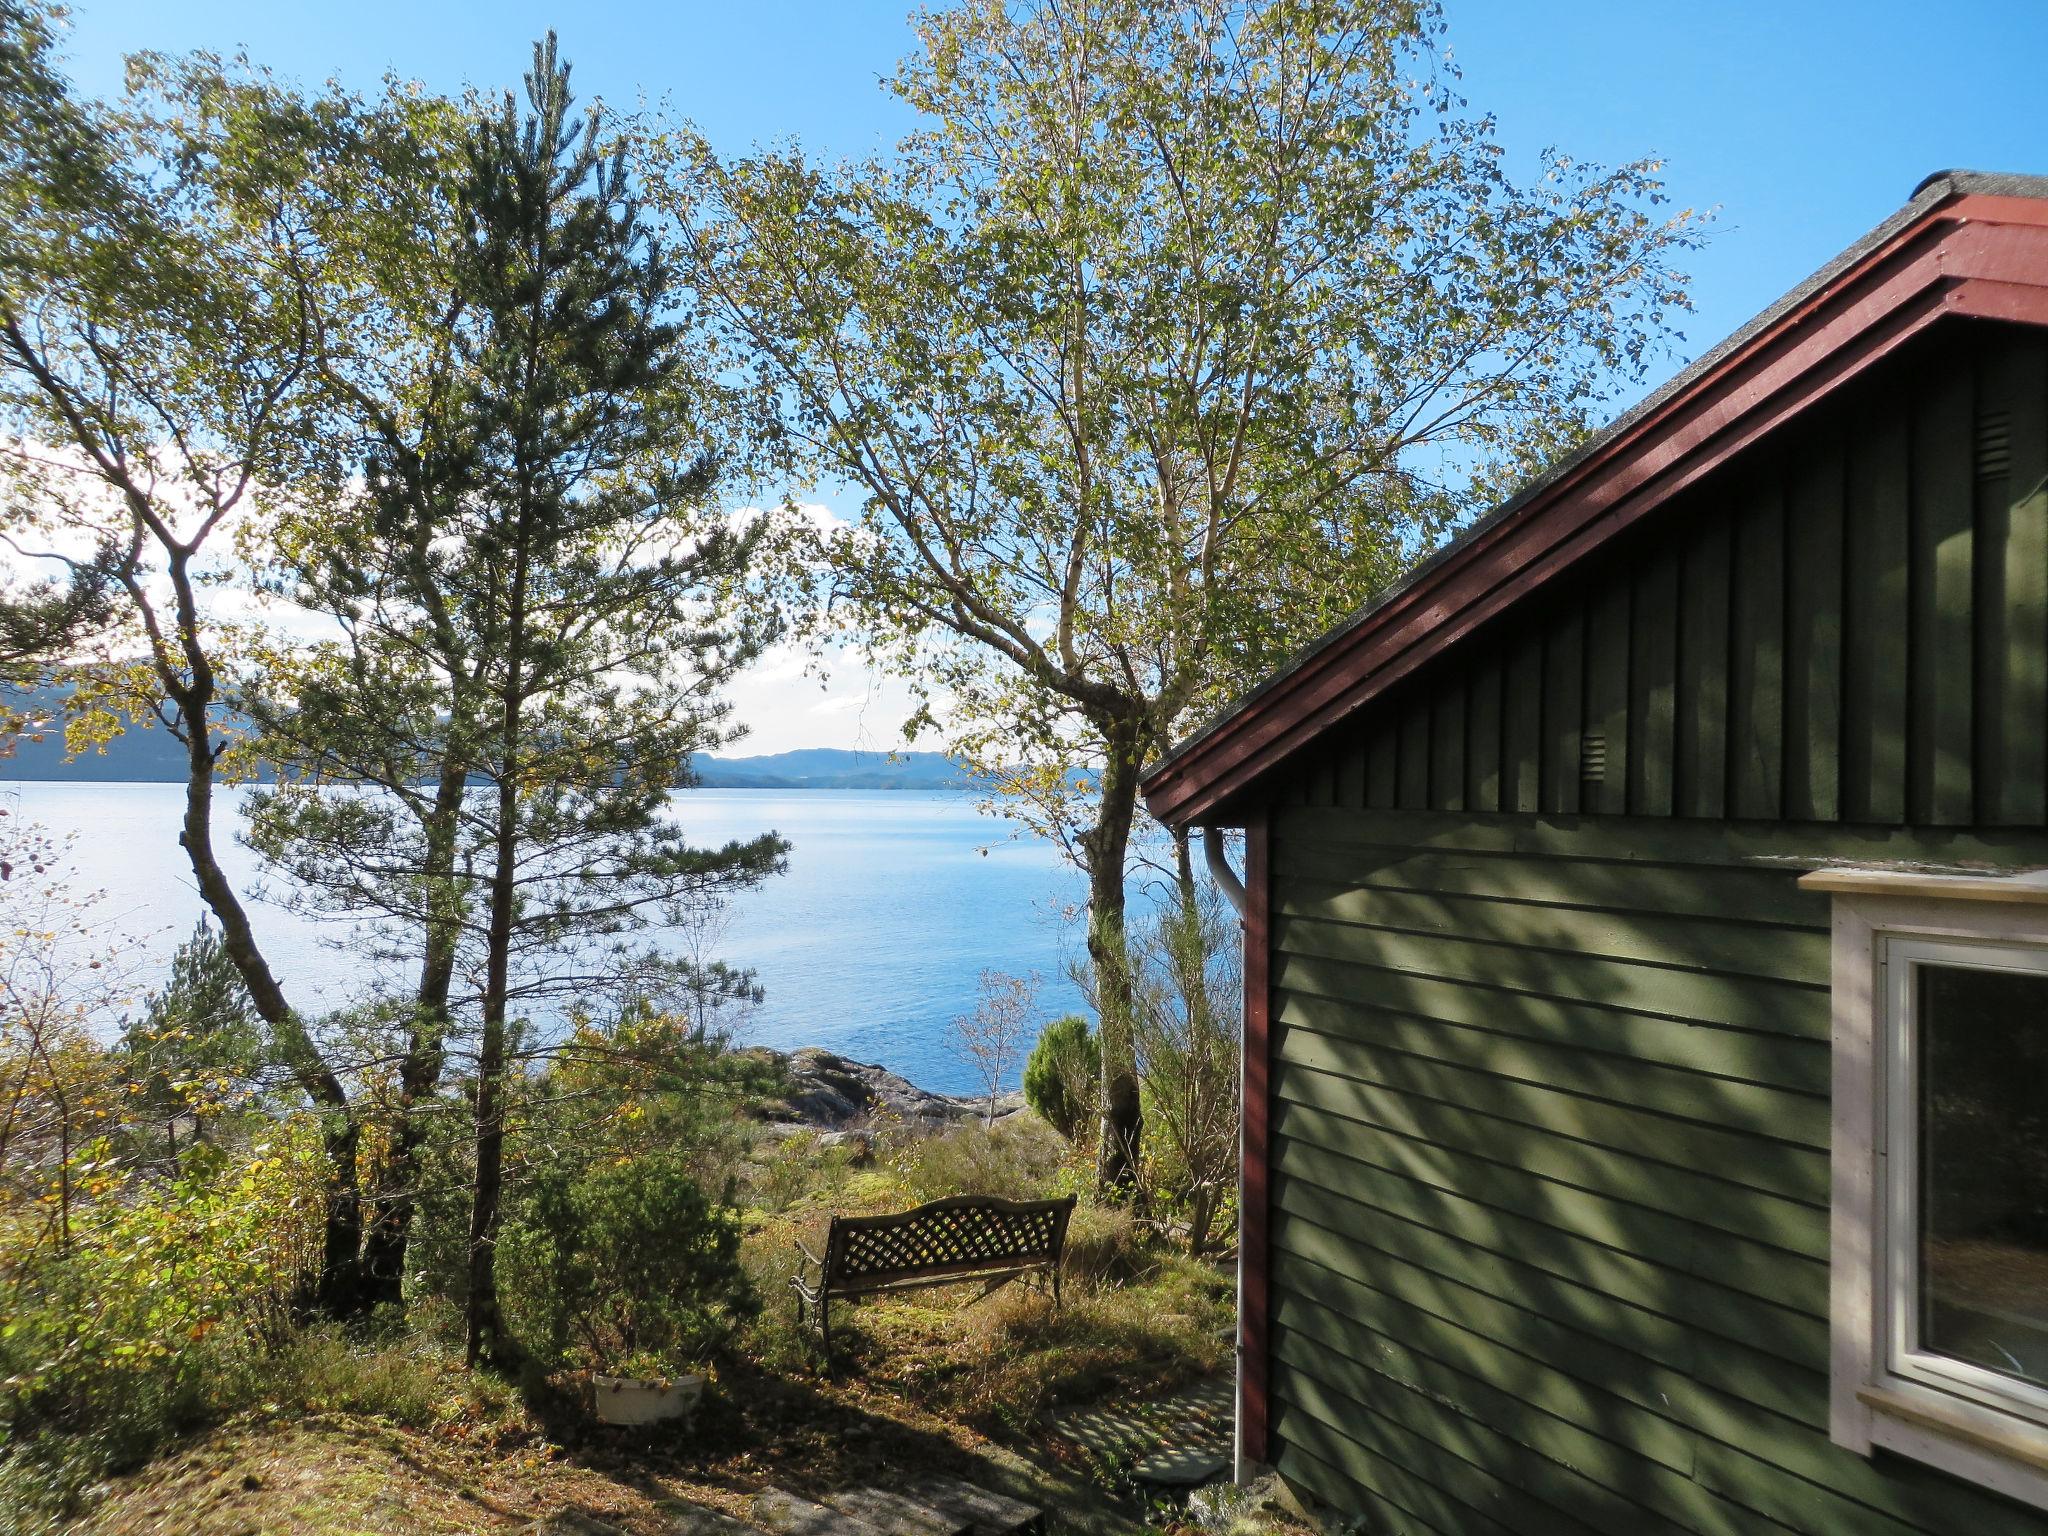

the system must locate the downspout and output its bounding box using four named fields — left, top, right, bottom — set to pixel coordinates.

left=1205, top=819, right=1262, bottom=1484
left=1205, top=825, right=1246, bottom=917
